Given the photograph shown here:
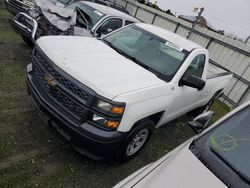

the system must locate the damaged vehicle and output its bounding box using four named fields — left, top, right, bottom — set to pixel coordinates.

left=11, top=1, right=138, bottom=46
left=5, top=0, right=76, bottom=15
left=5, top=0, right=128, bottom=15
